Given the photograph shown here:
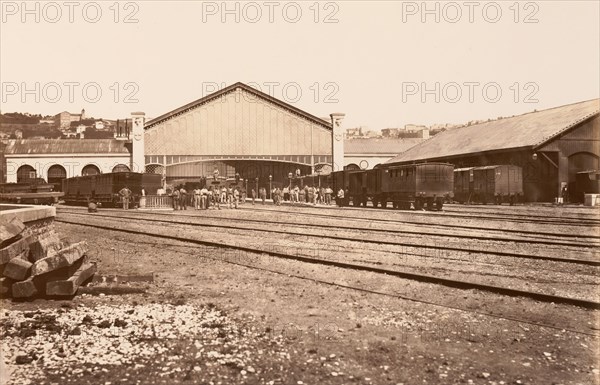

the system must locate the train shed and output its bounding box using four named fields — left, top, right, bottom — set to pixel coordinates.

left=385, top=99, right=600, bottom=202
left=142, top=82, right=339, bottom=190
